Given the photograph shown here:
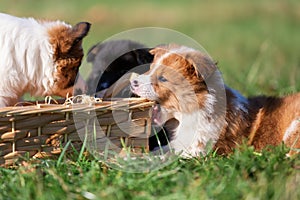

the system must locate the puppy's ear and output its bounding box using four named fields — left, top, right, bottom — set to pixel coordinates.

left=149, top=47, right=162, bottom=55
left=186, top=52, right=217, bottom=80
left=70, top=22, right=91, bottom=43
left=149, top=46, right=169, bottom=63
left=49, top=22, right=91, bottom=62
